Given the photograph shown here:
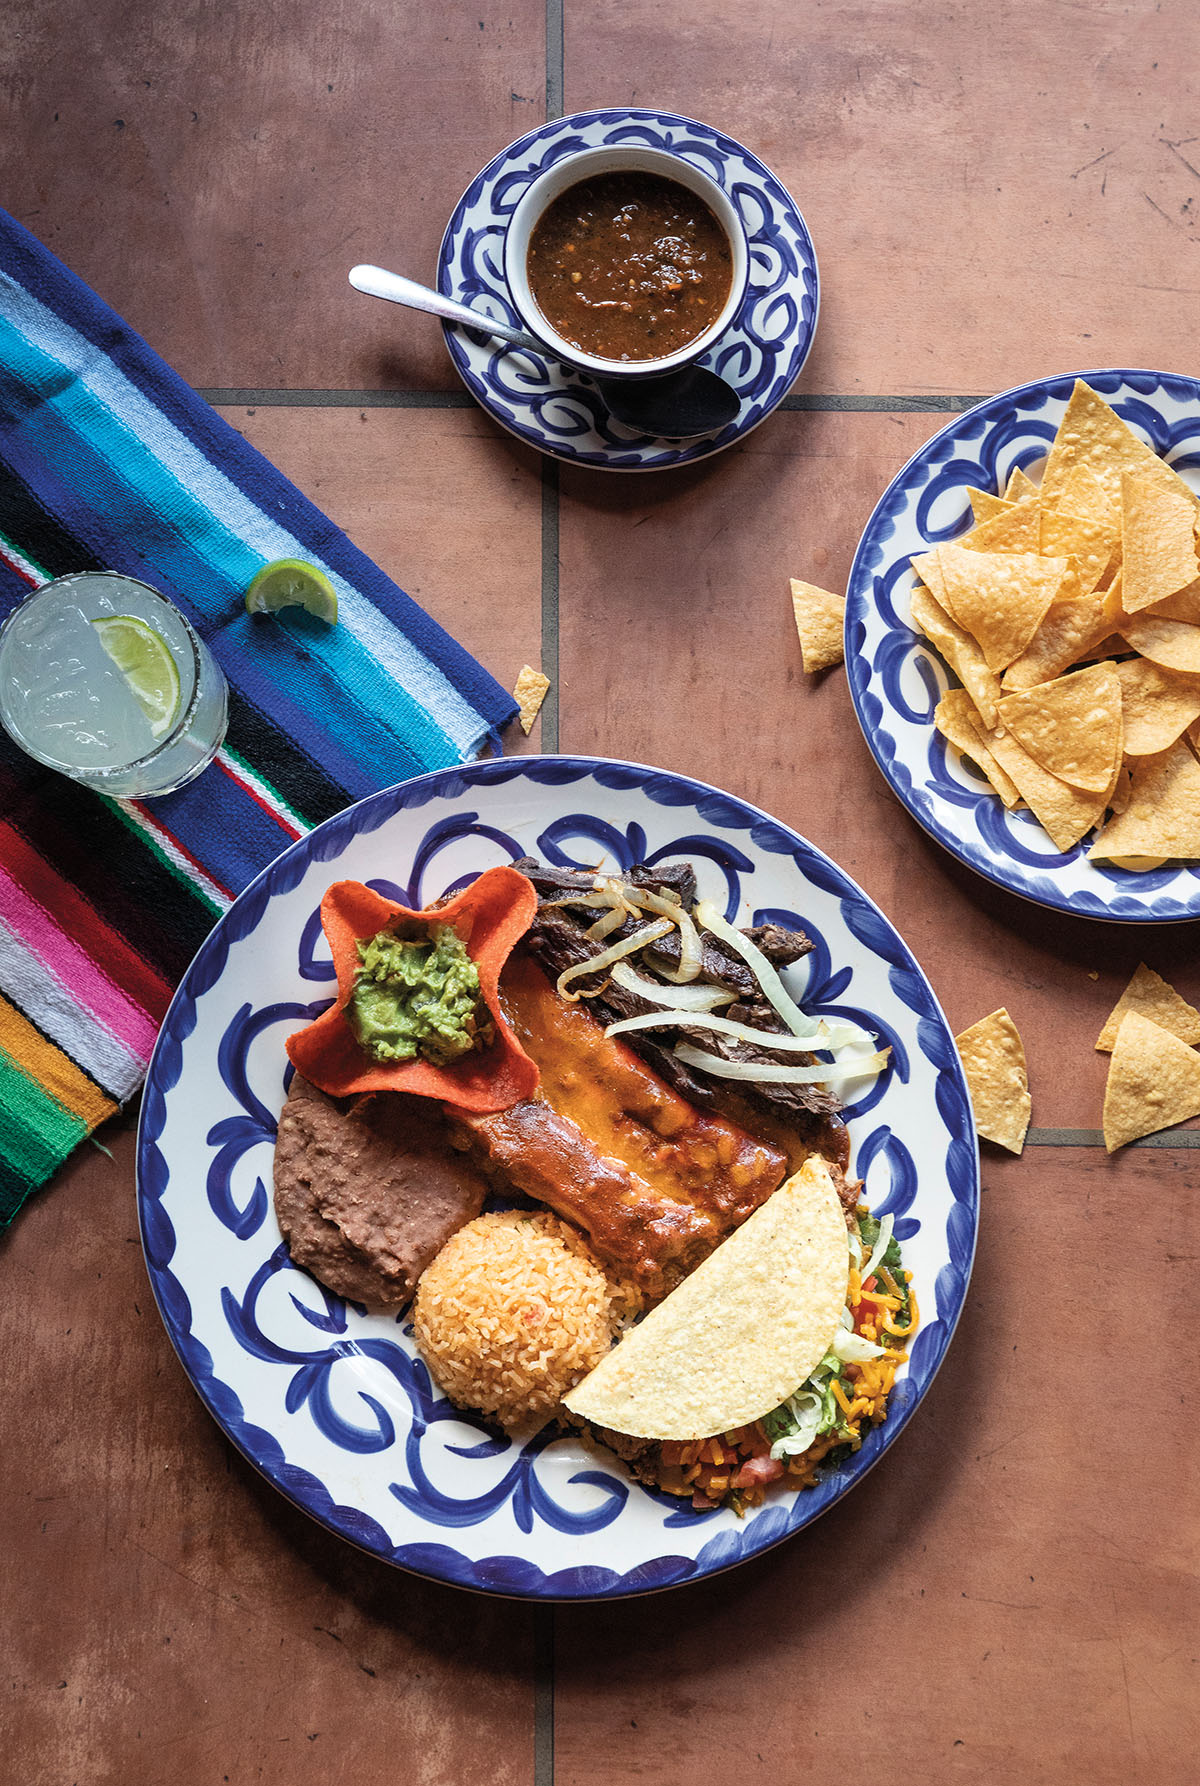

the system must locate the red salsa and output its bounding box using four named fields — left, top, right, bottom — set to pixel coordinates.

left=526, top=170, right=733, bottom=362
